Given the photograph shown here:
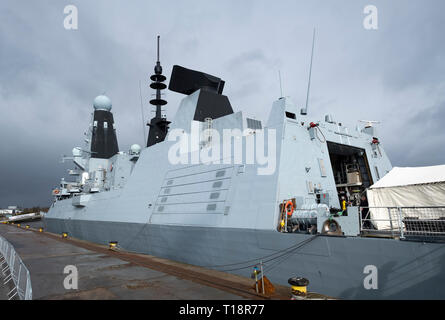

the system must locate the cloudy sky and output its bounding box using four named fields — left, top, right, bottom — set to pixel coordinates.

left=1, top=0, right=444, bottom=208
